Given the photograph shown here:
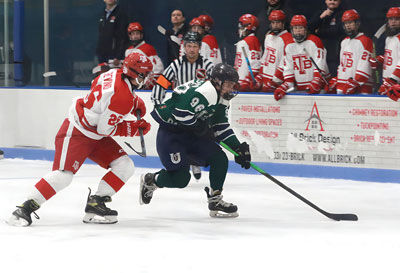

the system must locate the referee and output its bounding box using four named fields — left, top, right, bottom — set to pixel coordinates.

left=151, top=31, right=214, bottom=105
